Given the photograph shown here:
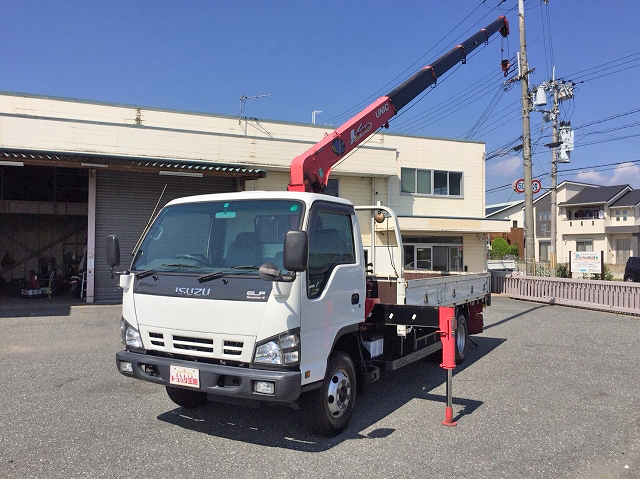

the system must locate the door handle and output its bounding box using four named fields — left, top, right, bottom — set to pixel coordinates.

left=351, top=293, right=359, bottom=305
